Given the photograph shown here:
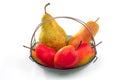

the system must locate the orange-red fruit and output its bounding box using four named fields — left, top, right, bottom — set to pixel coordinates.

left=54, top=45, right=79, bottom=69
left=32, top=51, right=43, bottom=64
left=77, top=43, right=95, bottom=66
left=35, top=44, right=56, bottom=68
left=68, top=21, right=99, bottom=49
